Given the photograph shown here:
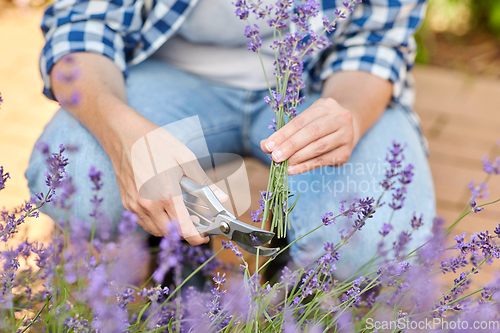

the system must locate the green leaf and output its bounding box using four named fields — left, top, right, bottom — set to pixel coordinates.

left=136, top=302, right=151, bottom=326
left=168, top=317, right=174, bottom=333
left=288, top=192, right=301, bottom=213
left=488, top=1, right=500, bottom=34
